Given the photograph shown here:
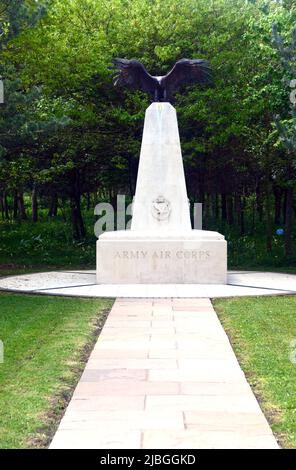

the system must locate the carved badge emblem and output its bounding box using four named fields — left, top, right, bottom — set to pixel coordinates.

left=151, top=195, right=171, bottom=221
